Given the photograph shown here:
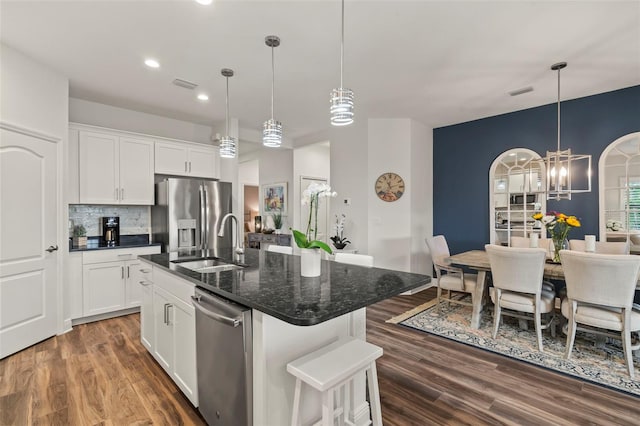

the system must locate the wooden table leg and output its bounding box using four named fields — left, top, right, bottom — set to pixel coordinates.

left=470, top=270, right=487, bottom=329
